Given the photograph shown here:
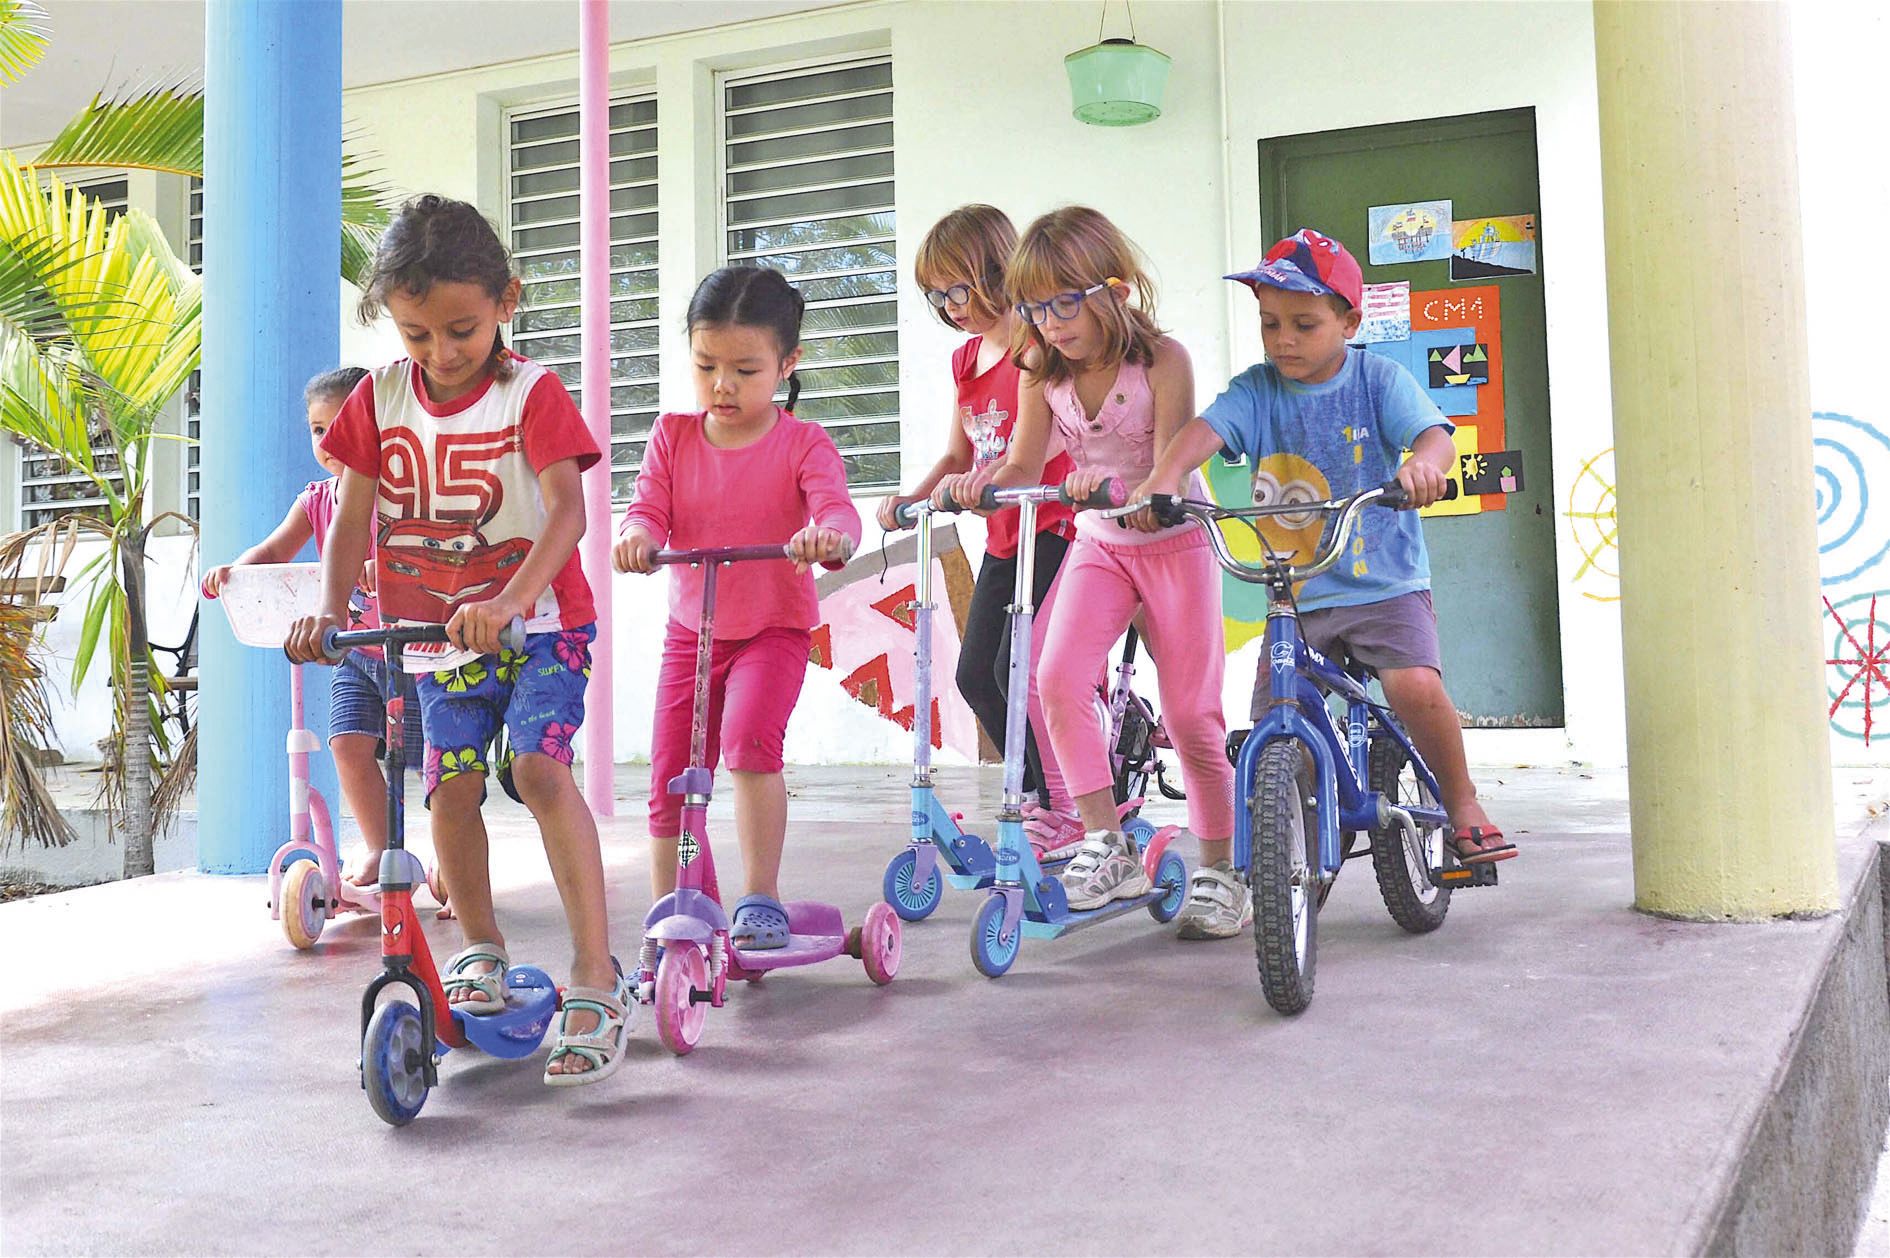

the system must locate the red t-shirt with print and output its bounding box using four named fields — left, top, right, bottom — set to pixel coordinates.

left=321, top=354, right=599, bottom=671
left=954, top=336, right=1075, bottom=559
